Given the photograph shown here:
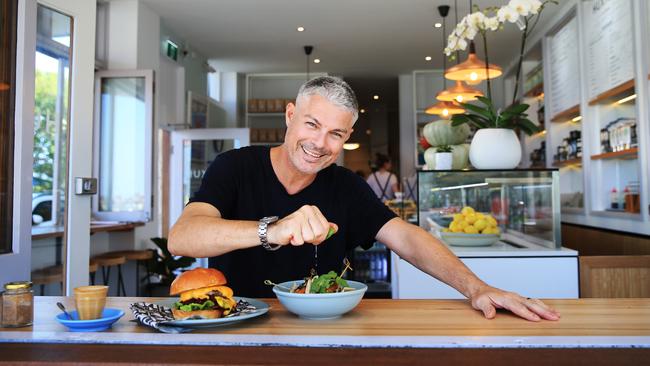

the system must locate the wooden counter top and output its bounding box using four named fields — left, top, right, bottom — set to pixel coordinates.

left=1, top=296, right=649, bottom=365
